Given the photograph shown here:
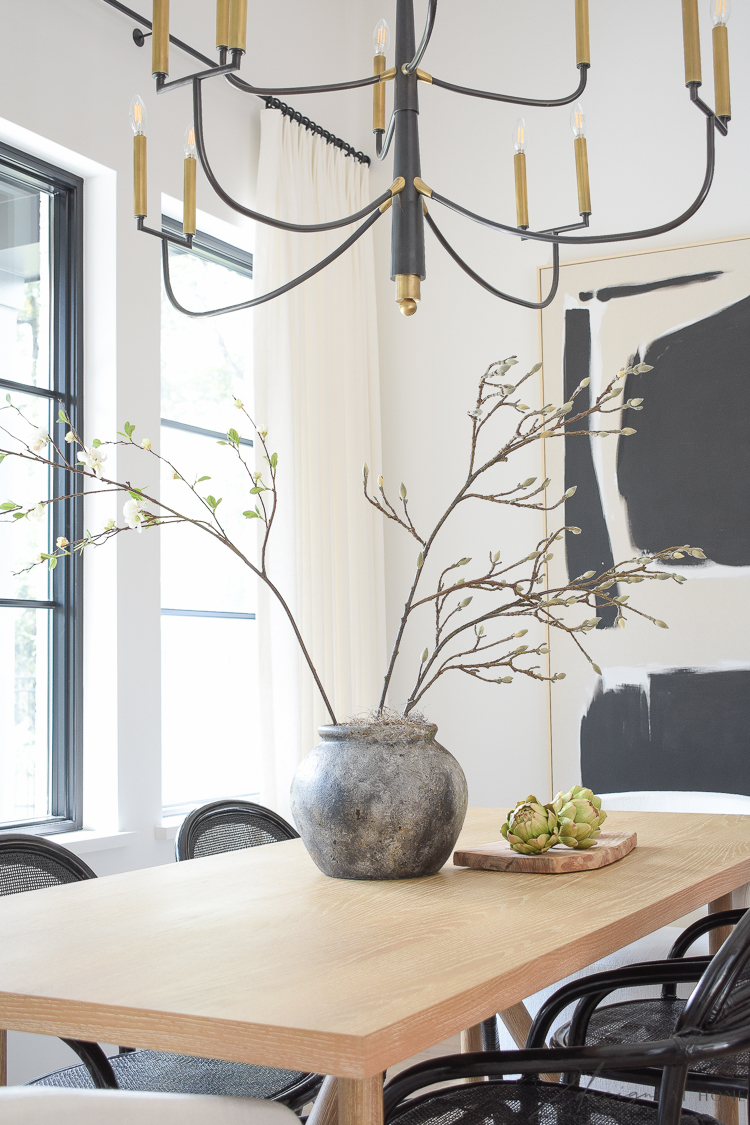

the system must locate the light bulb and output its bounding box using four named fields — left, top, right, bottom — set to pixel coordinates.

left=570, top=102, right=586, bottom=138
left=184, top=124, right=197, bottom=158
left=373, top=19, right=390, bottom=56
left=513, top=117, right=527, bottom=154
left=709, top=0, right=730, bottom=25
left=129, top=95, right=147, bottom=136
